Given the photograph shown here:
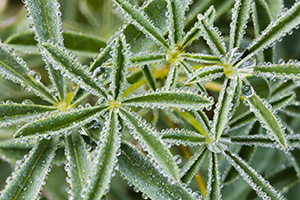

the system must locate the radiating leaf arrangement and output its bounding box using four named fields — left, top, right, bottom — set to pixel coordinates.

left=1, top=0, right=300, bottom=199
